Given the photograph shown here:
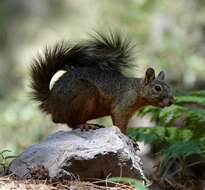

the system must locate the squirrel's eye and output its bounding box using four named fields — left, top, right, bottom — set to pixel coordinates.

left=154, top=85, right=162, bottom=92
